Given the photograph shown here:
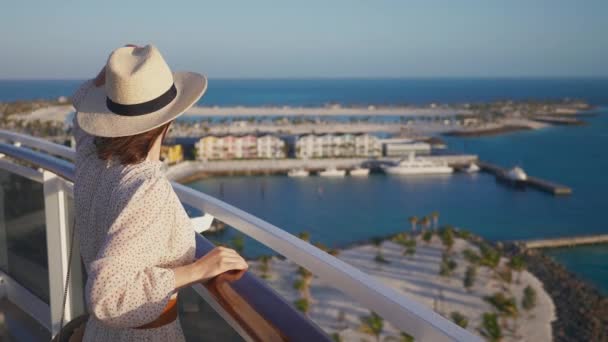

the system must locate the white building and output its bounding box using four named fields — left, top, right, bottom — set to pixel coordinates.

left=295, top=133, right=381, bottom=158
left=257, top=134, right=287, bottom=159
left=196, top=134, right=286, bottom=160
